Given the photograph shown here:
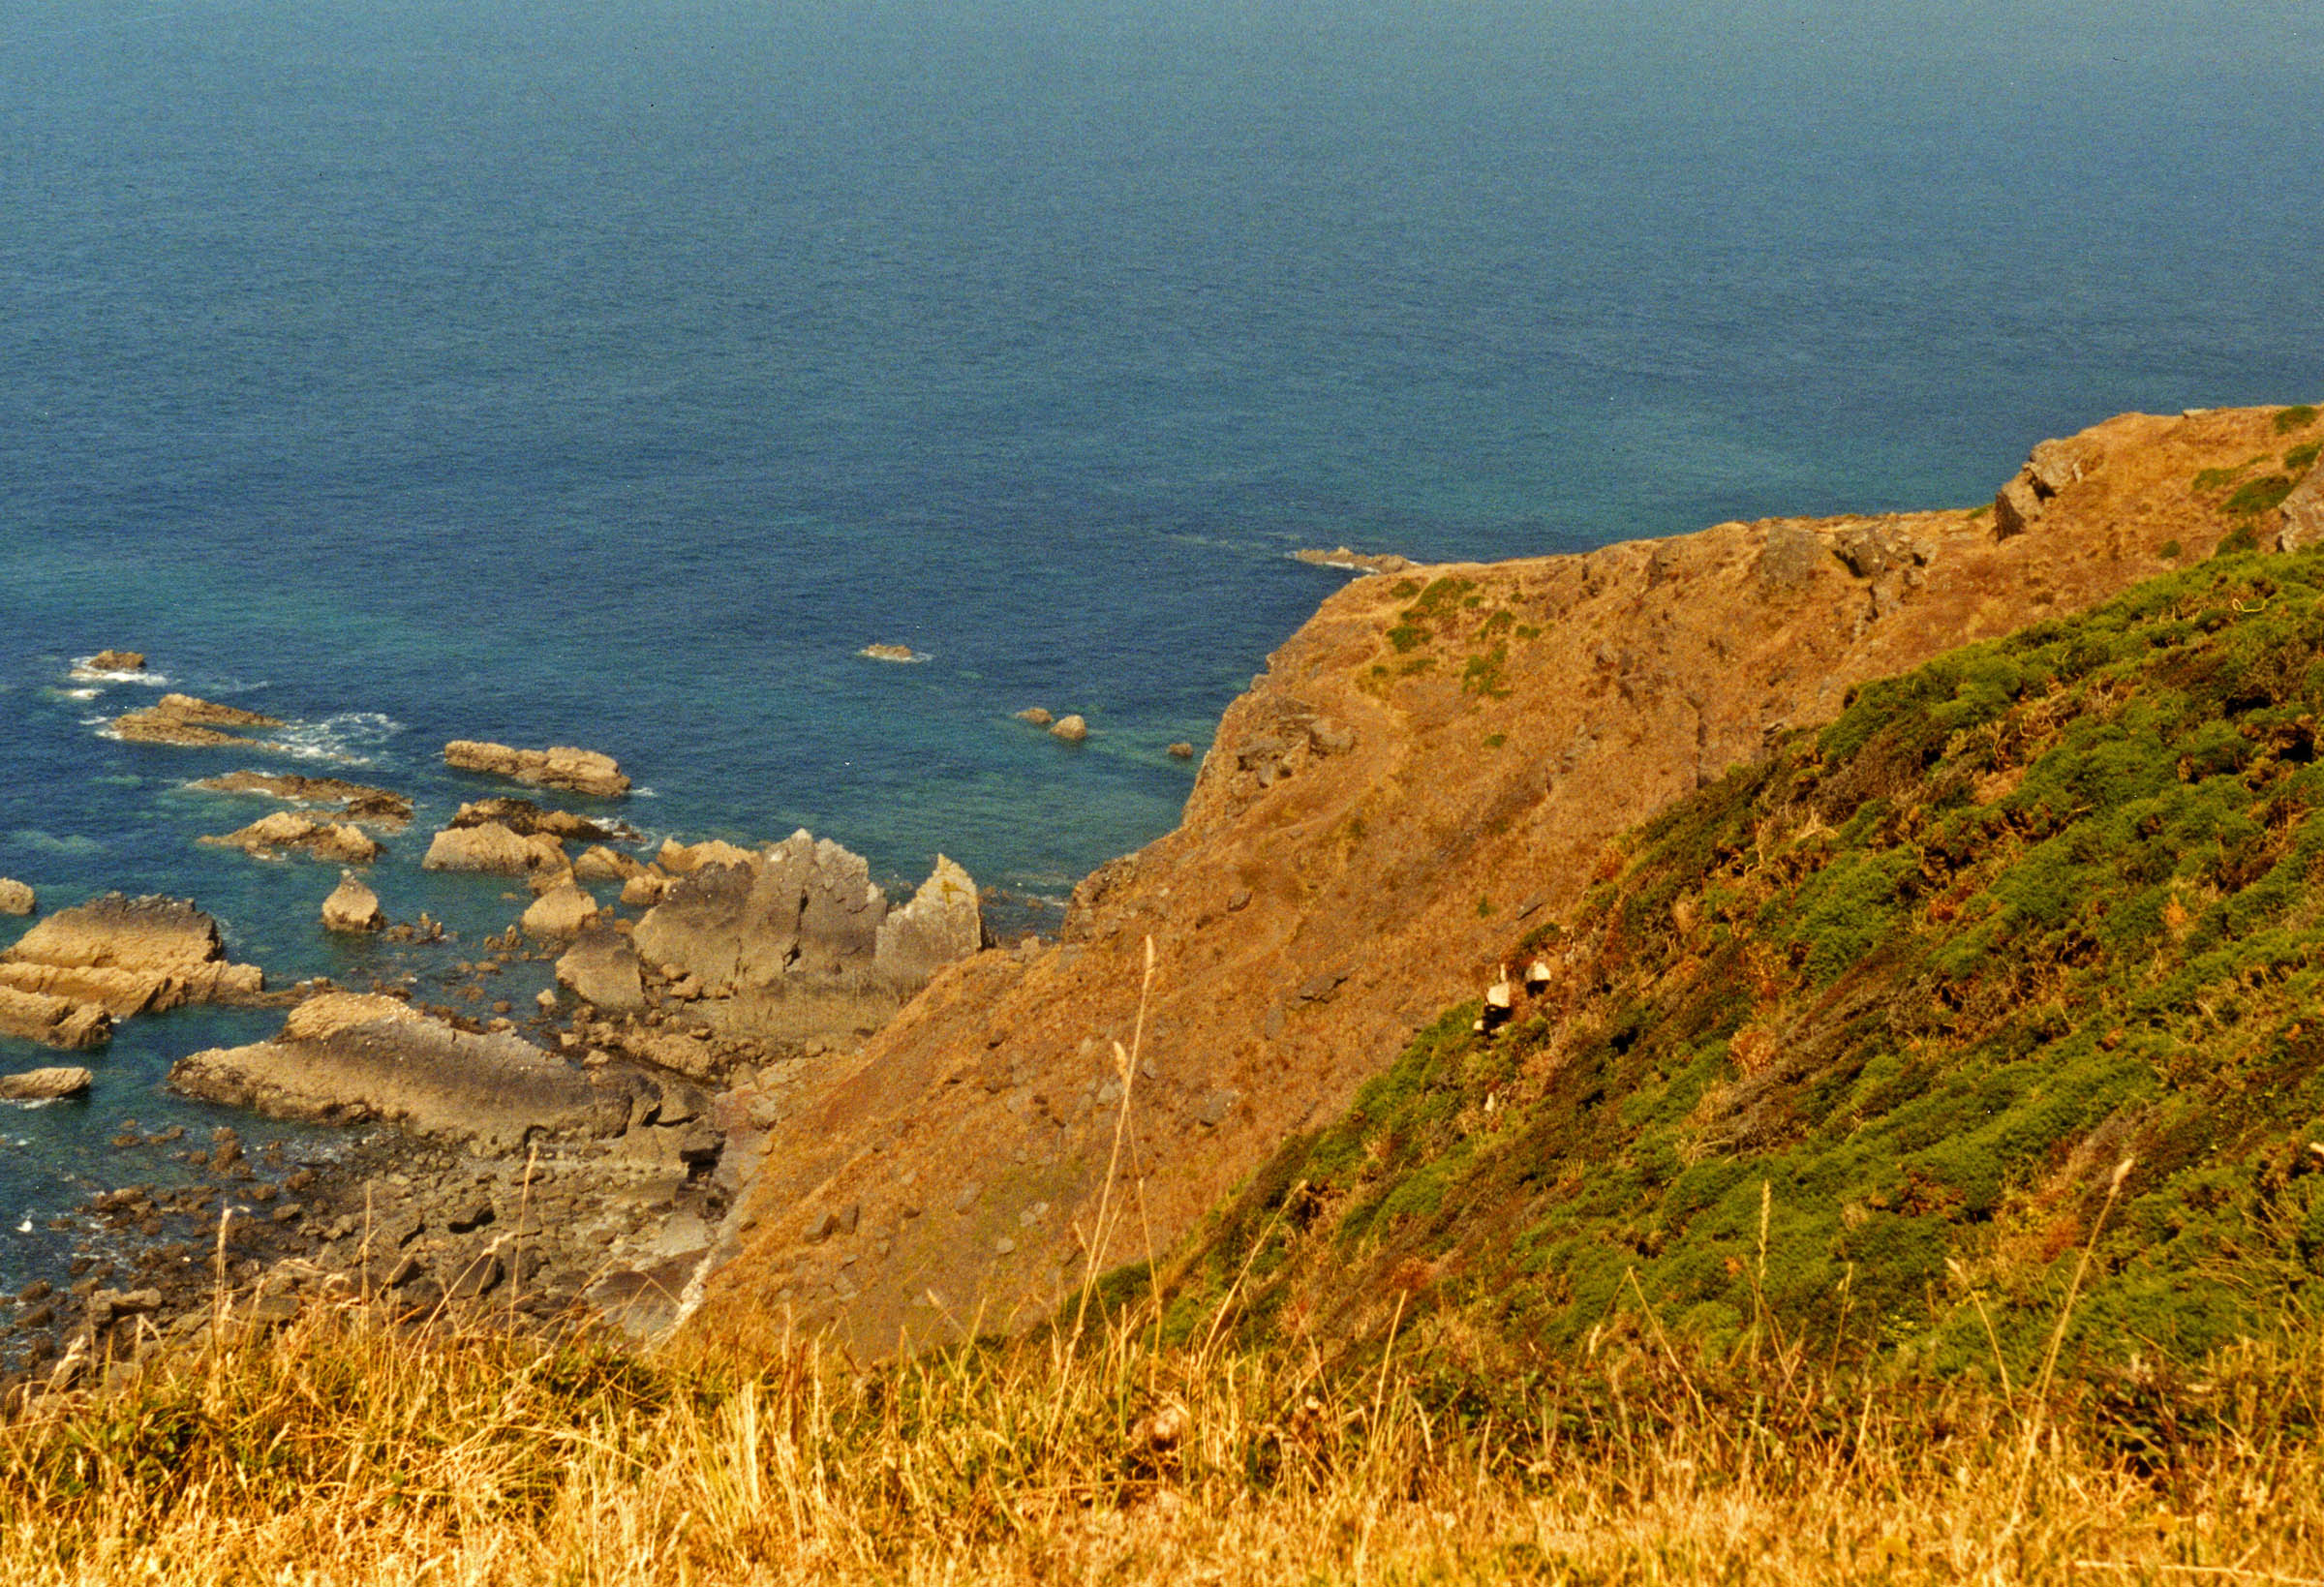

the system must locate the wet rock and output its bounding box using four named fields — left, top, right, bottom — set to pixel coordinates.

left=85, top=650, right=145, bottom=673
left=1049, top=714, right=1088, bottom=744
left=189, top=772, right=413, bottom=824
left=321, top=872, right=386, bottom=934
left=1014, top=707, right=1055, bottom=726
left=443, top=741, right=630, bottom=799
